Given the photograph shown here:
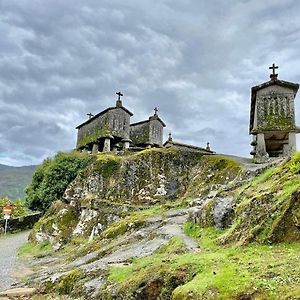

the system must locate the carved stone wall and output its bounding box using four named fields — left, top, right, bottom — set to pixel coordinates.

left=256, top=85, right=296, bottom=131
